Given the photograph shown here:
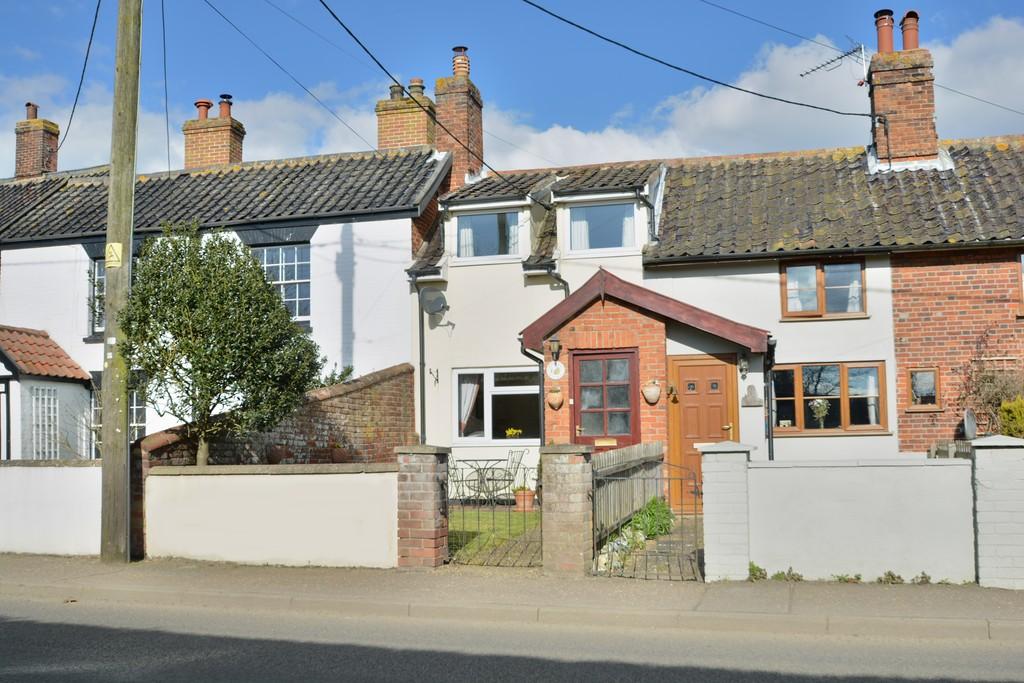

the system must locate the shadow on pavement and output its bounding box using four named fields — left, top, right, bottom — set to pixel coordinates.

left=0, top=616, right=1006, bottom=682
